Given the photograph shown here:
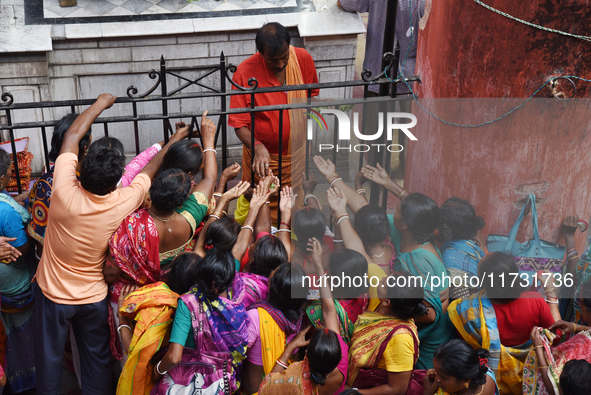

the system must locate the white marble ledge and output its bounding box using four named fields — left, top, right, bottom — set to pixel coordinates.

left=61, top=0, right=364, bottom=40
left=0, top=25, right=52, bottom=52
left=272, top=0, right=365, bottom=37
